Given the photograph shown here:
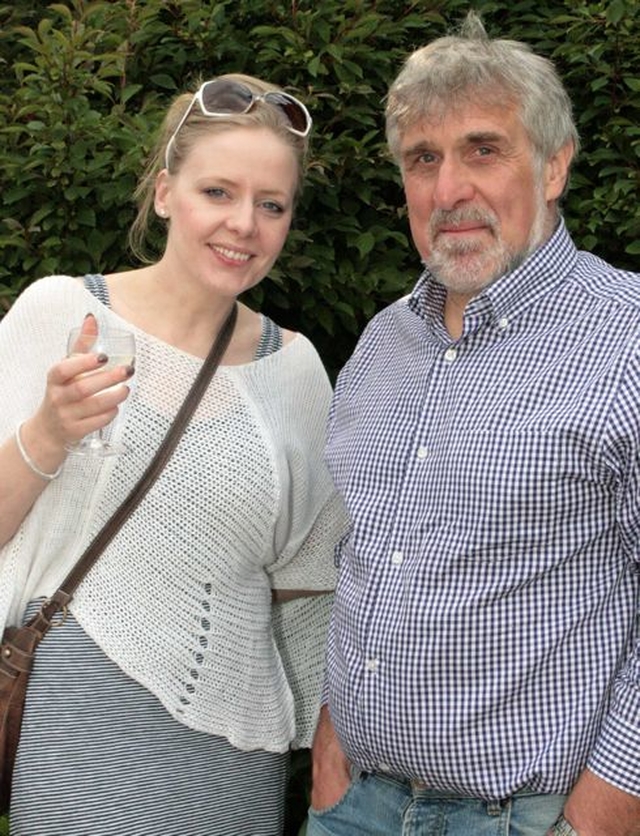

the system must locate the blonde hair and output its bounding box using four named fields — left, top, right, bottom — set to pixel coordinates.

left=129, top=73, right=311, bottom=263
